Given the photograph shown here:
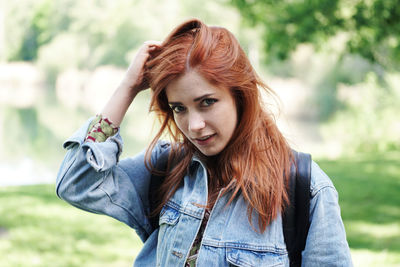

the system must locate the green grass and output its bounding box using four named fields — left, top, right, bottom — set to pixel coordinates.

left=0, top=185, right=142, bottom=267
left=0, top=152, right=399, bottom=266
left=317, top=151, right=400, bottom=266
